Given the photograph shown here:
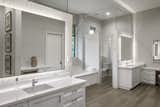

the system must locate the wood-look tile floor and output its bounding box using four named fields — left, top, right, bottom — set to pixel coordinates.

left=86, top=77, right=160, bottom=107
